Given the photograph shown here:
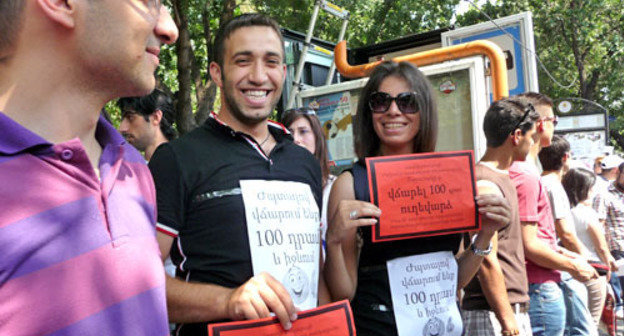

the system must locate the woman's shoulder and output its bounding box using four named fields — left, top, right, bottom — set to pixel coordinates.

left=572, top=203, right=599, bottom=219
